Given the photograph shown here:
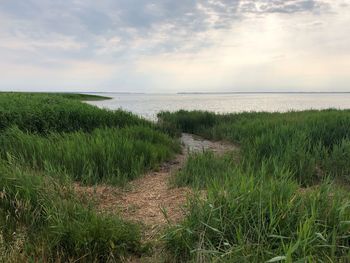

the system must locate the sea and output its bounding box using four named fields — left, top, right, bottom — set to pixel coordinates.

left=86, top=93, right=350, bottom=121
